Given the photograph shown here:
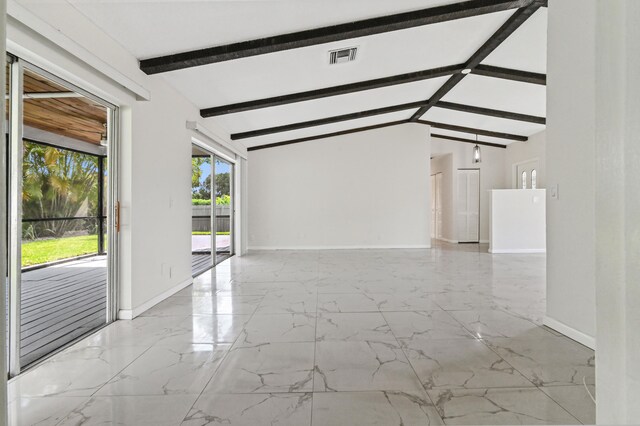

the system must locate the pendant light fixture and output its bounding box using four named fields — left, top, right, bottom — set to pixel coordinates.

left=473, top=134, right=481, bottom=163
